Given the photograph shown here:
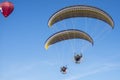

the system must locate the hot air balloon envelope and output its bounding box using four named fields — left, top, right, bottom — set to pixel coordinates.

left=1, top=1, right=14, bottom=17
